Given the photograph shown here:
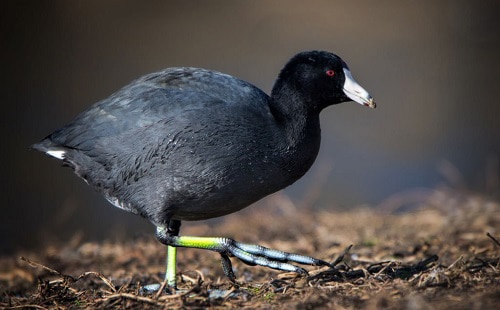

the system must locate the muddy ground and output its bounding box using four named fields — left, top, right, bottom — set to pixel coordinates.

left=1, top=186, right=499, bottom=309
